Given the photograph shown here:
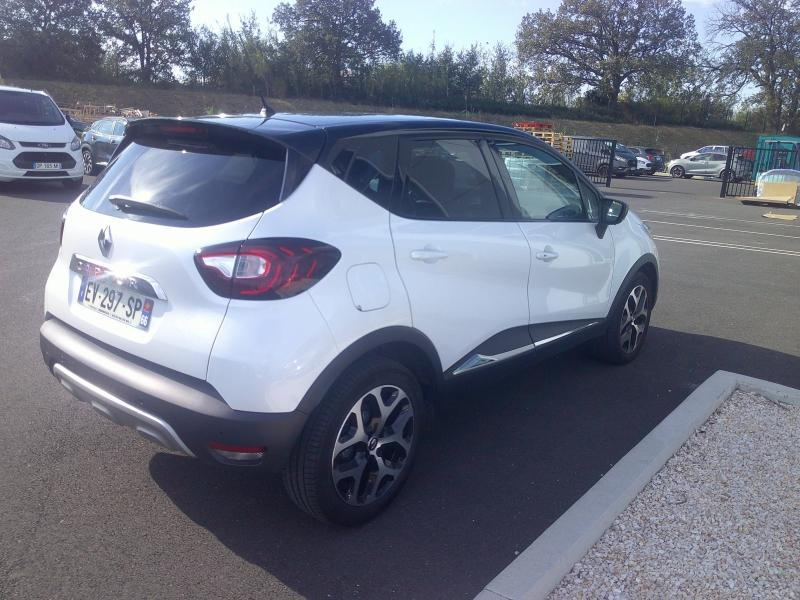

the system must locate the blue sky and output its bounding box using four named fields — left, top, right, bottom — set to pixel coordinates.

left=191, top=0, right=719, bottom=52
